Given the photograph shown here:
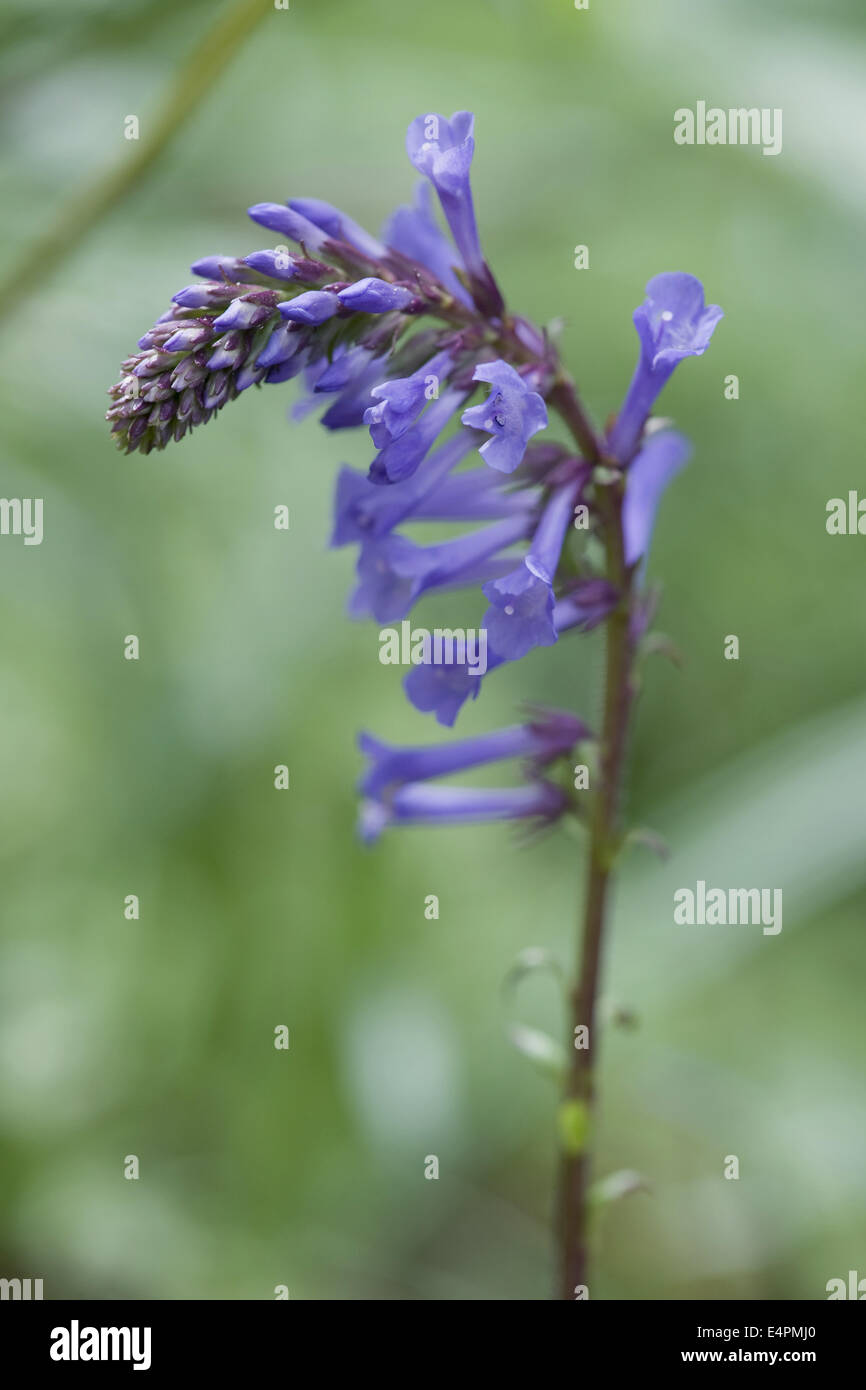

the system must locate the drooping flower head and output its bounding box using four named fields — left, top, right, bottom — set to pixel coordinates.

left=106, top=111, right=721, bottom=843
